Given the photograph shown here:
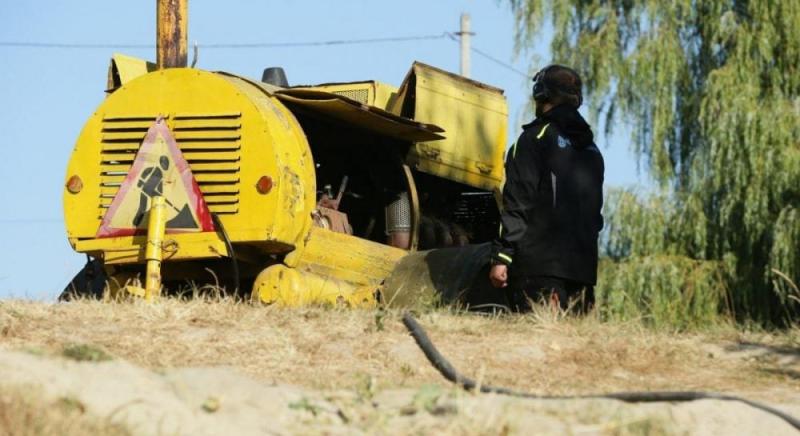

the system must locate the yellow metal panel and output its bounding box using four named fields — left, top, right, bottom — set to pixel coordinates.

left=102, top=132, right=149, bottom=142
left=254, top=226, right=408, bottom=307
left=100, top=141, right=242, bottom=152
left=197, top=184, right=239, bottom=194
left=217, top=73, right=317, bottom=248
left=296, top=81, right=399, bottom=109
left=205, top=204, right=238, bottom=214
left=193, top=173, right=239, bottom=183
left=175, top=141, right=242, bottom=151
left=392, top=62, right=508, bottom=191
left=75, top=232, right=227, bottom=264
left=297, top=82, right=374, bottom=104
left=252, top=264, right=376, bottom=308
left=199, top=194, right=238, bottom=203
left=274, top=89, right=444, bottom=142
left=179, top=150, right=240, bottom=161
left=293, top=226, right=407, bottom=287
left=102, top=121, right=153, bottom=131
left=373, top=82, right=400, bottom=110
left=65, top=68, right=316, bottom=263
left=100, top=160, right=239, bottom=176
left=172, top=118, right=241, bottom=129
left=173, top=130, right=242, bottom=141
left=100, top=174, right=125, bottom=184
left=107, top=53, right=156, bottom=90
